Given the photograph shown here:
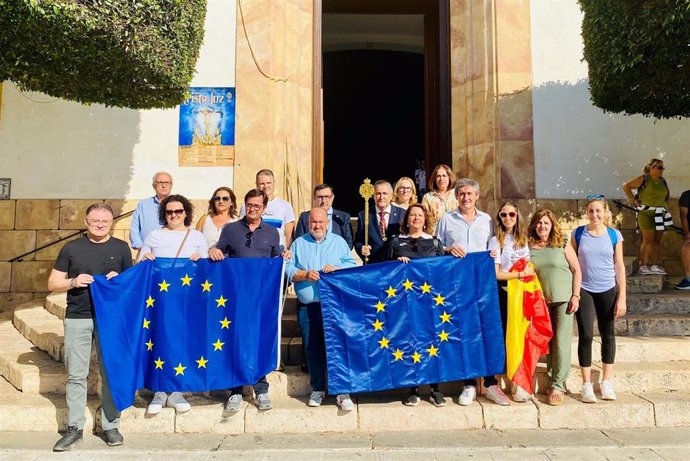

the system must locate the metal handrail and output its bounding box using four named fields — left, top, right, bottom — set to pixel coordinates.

left=611, top=199, right=683, bottom=235
left=8, top=210, right=135, bottom=263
